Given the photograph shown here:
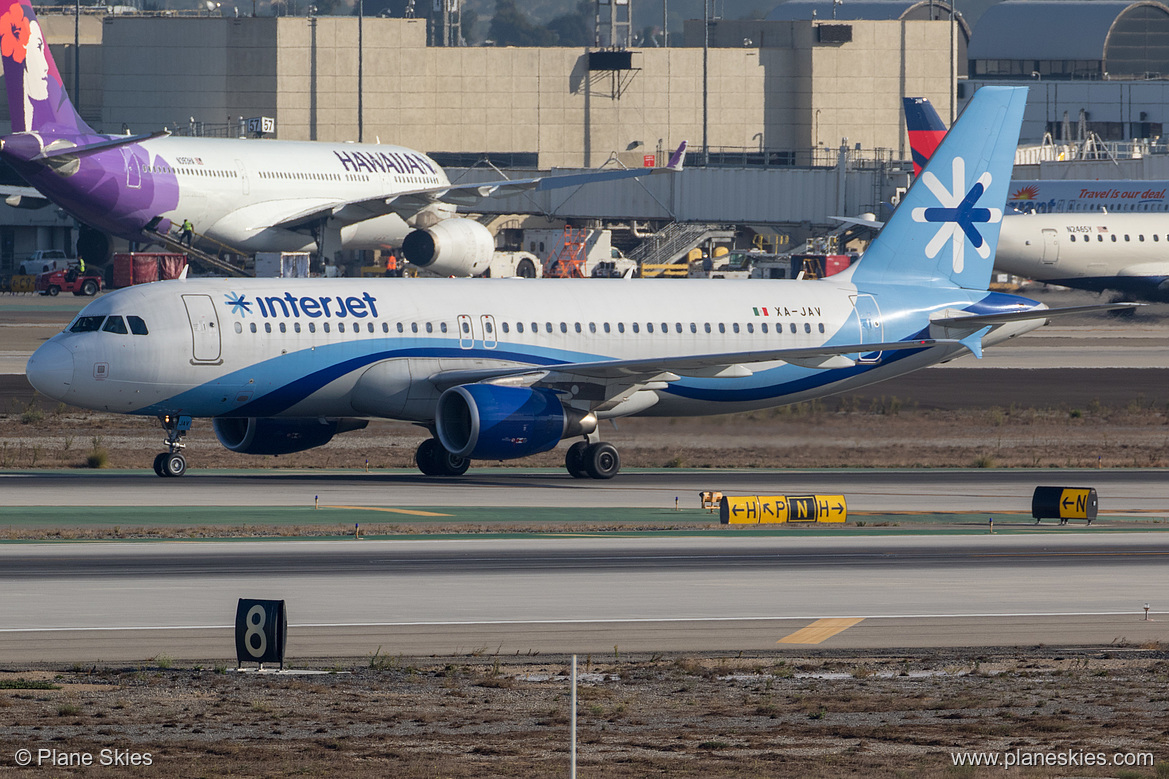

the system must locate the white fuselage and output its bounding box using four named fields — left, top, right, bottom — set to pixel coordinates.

left=27, top=276, right=1040, bottom=424
left=996, top=212, right=1169, bottom=297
